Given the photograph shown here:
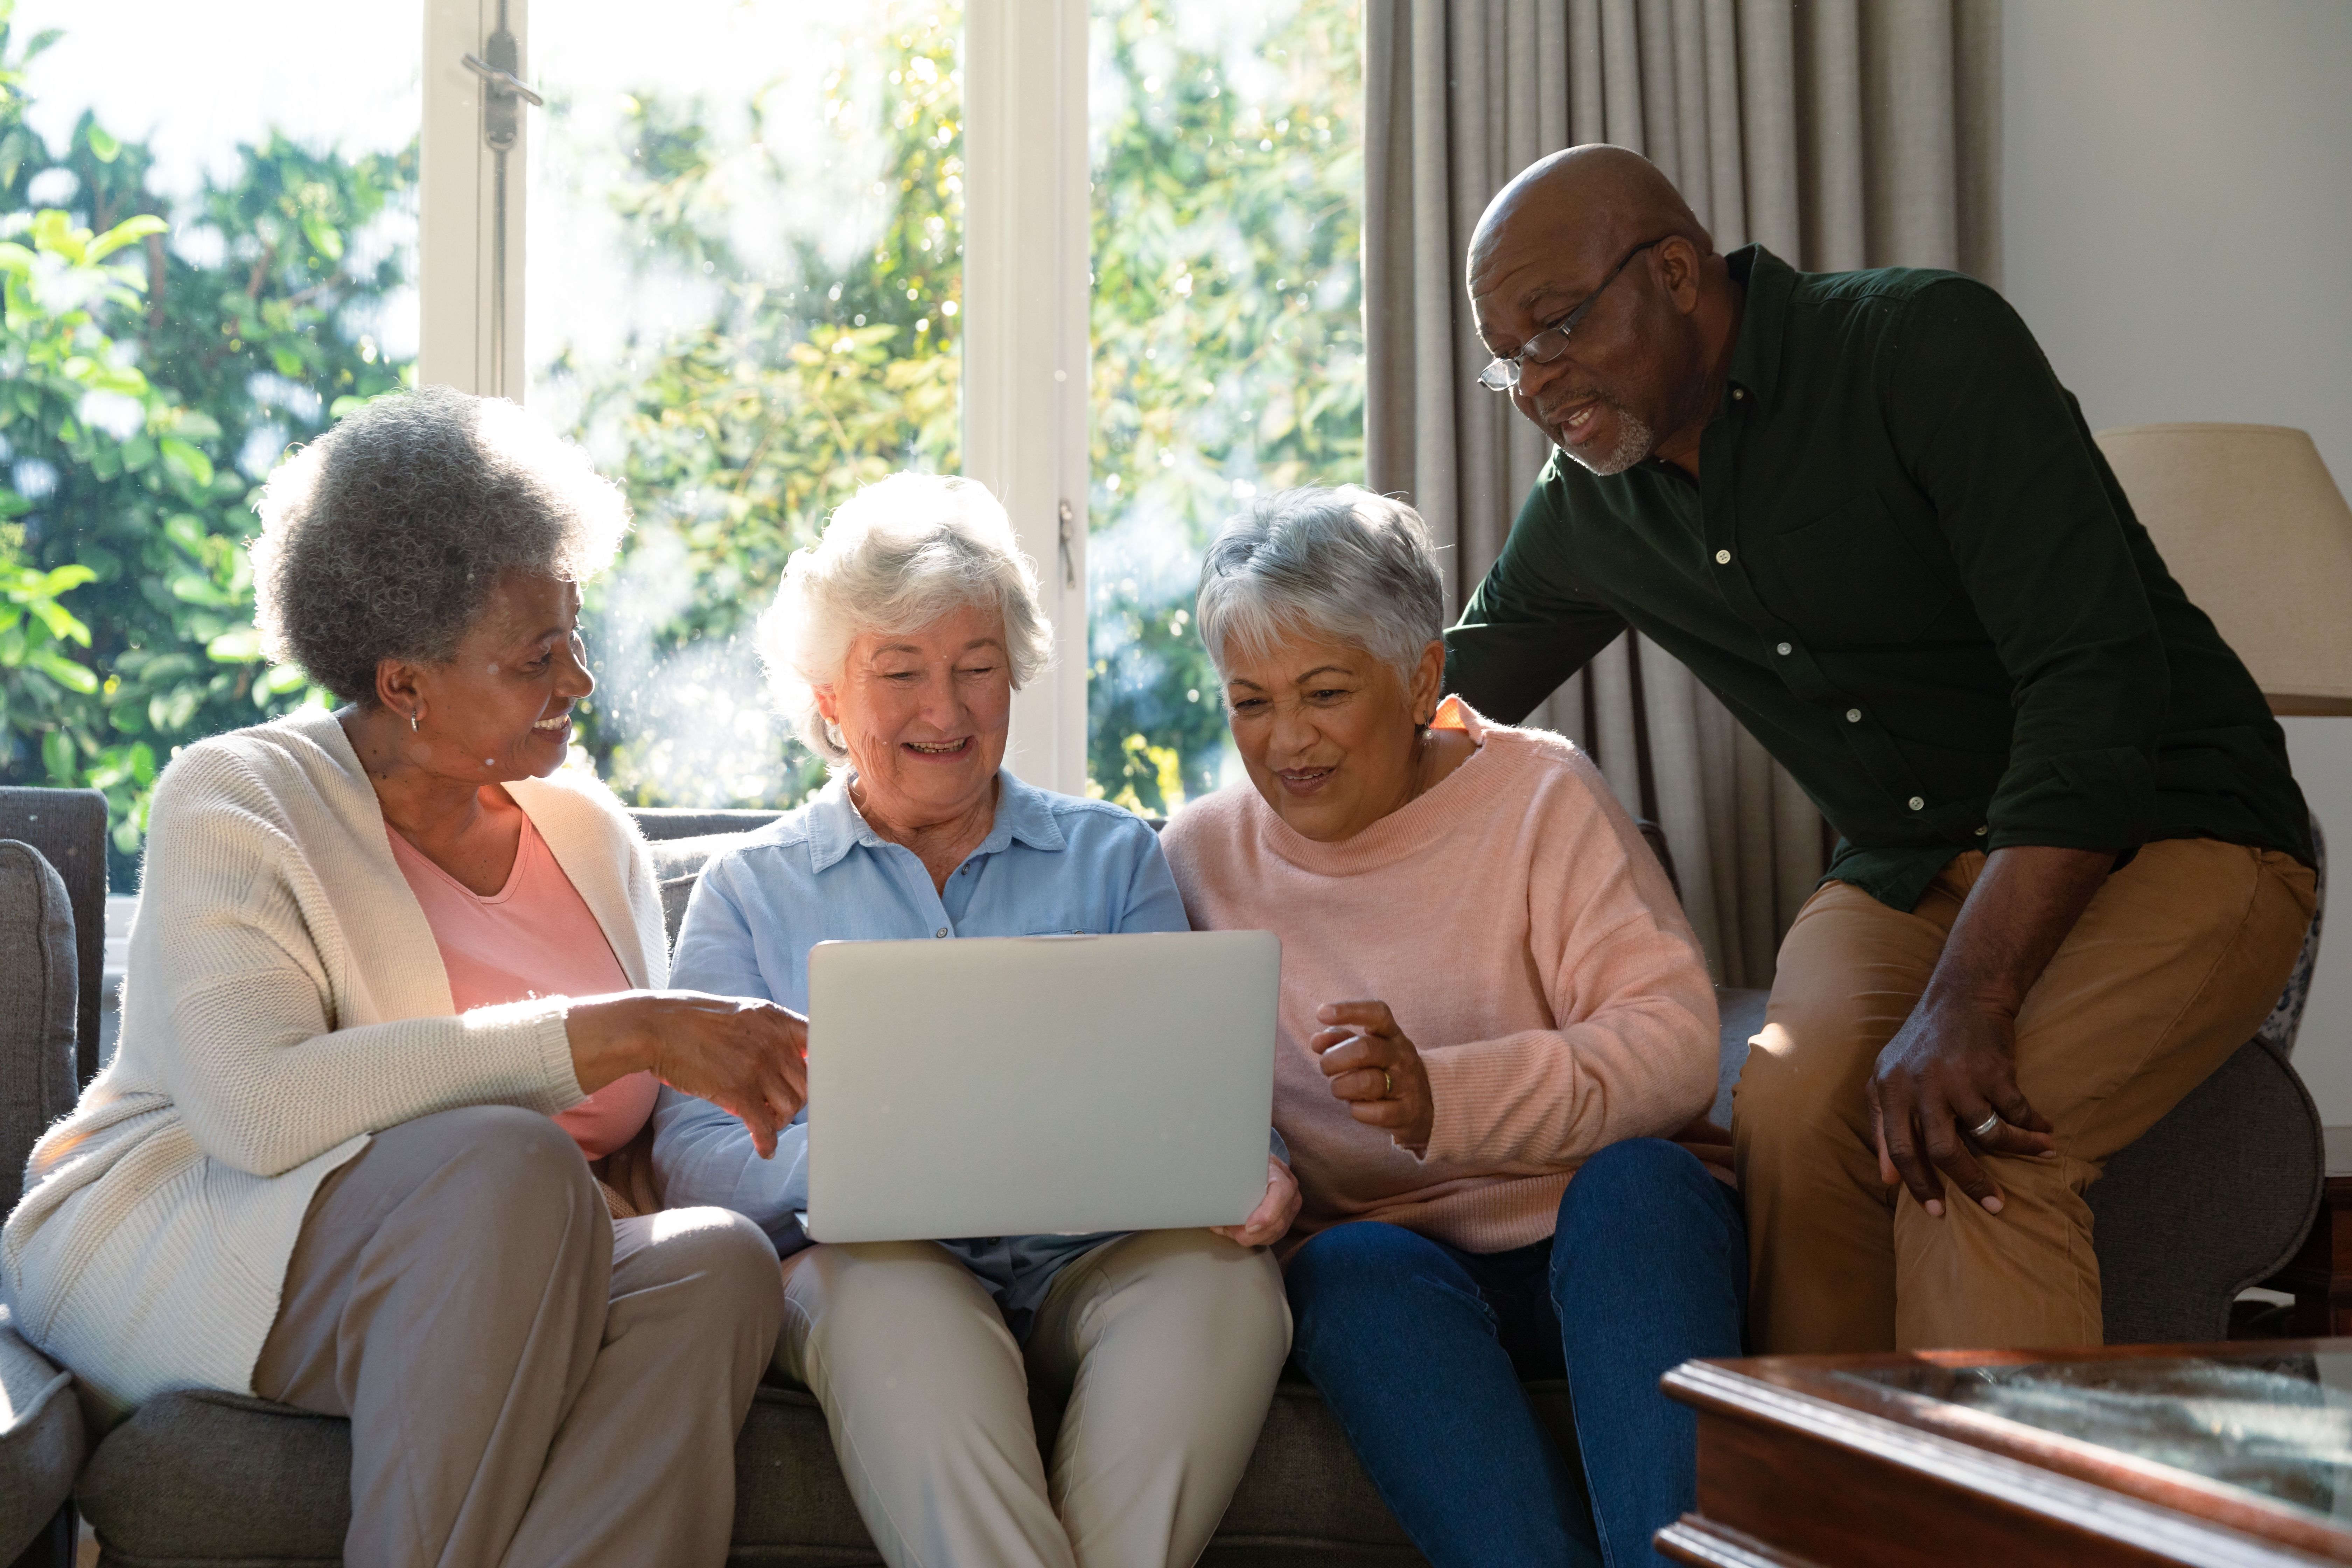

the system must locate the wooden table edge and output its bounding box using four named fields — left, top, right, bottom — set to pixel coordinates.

left=1665, top=1357, right=2352, bottom=1566
left=1656, top=1515, right=1825, bottom=1567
